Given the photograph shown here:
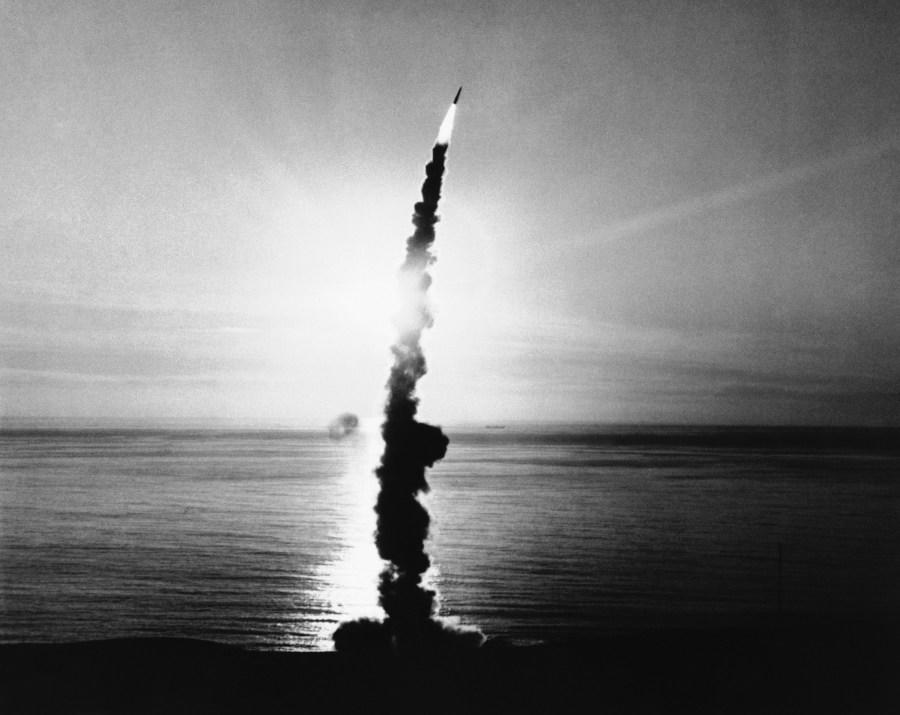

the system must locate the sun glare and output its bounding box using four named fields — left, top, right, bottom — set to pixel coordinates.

left=331, top=275, right=397, bottom=341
